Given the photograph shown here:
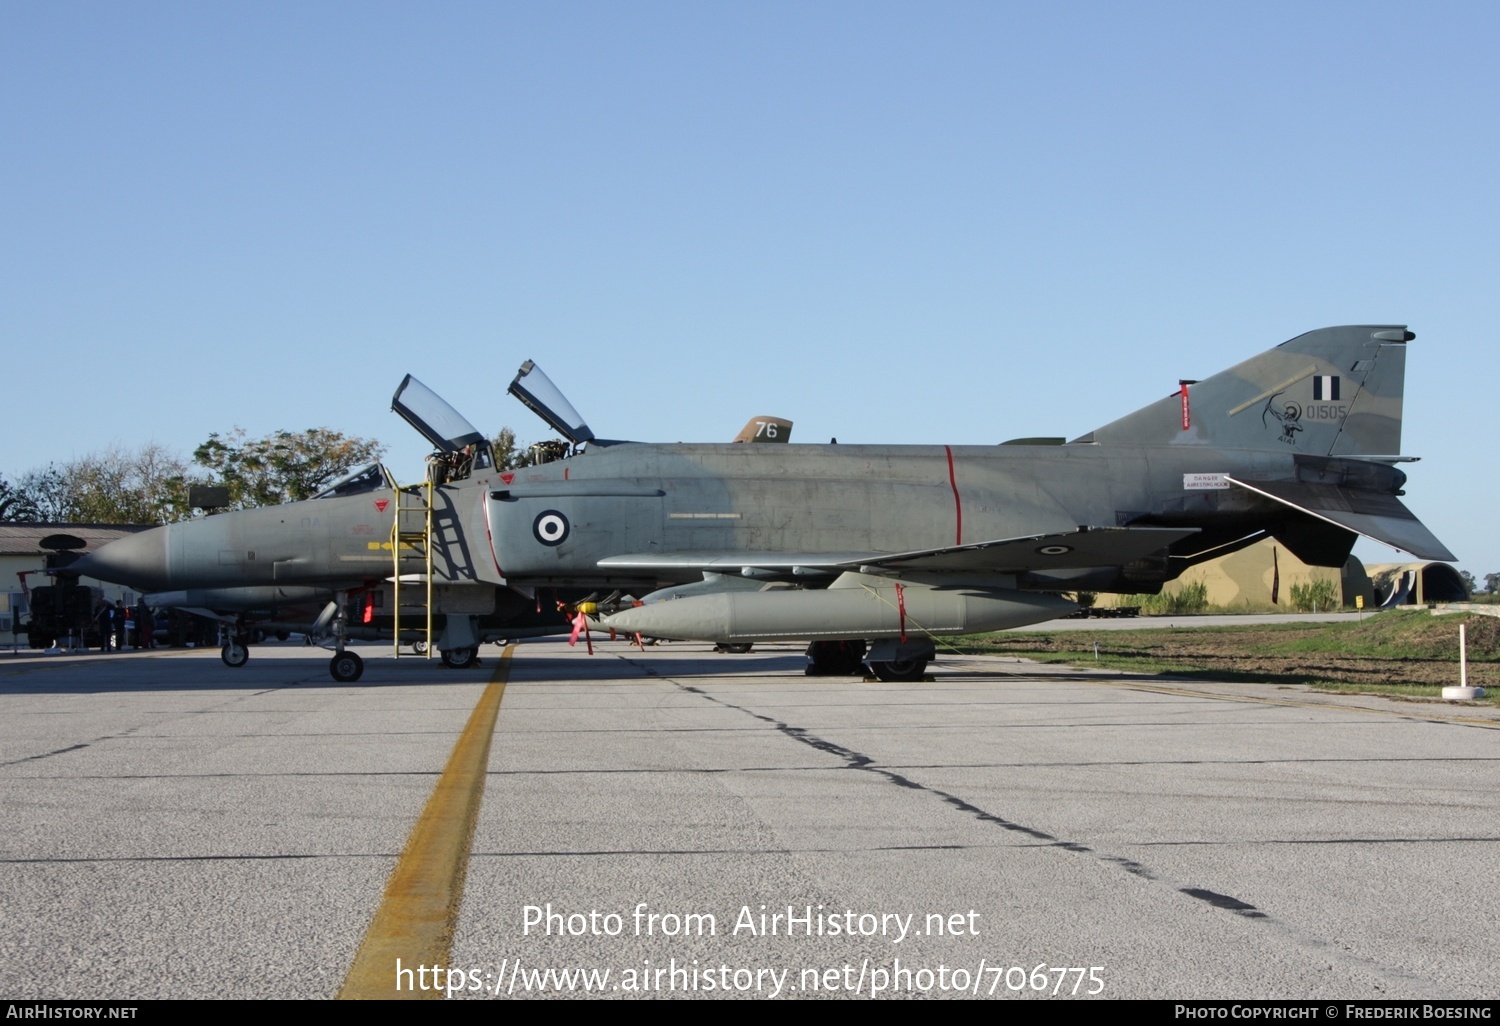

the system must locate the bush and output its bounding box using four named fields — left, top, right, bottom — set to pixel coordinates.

left=1289, top=578, right=1340, bottom=612
left=1137, top=581, right=1210, bottom=615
